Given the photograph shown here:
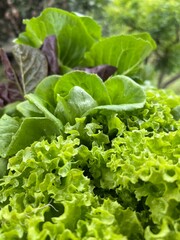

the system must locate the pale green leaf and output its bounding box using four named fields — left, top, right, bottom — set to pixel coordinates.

left=82, top=34, right=155, bottom=75
left=54, top=71, right=111, bottom=105
left=0, top=114, right=20, bottom=157
left=15, top=8, right=100, bottom=67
